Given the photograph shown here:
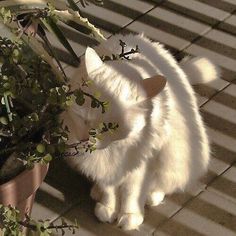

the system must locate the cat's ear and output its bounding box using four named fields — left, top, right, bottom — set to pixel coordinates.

left=141, top=75, right=166, bottom=99
left=85, top=47, right=103, bottom=74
